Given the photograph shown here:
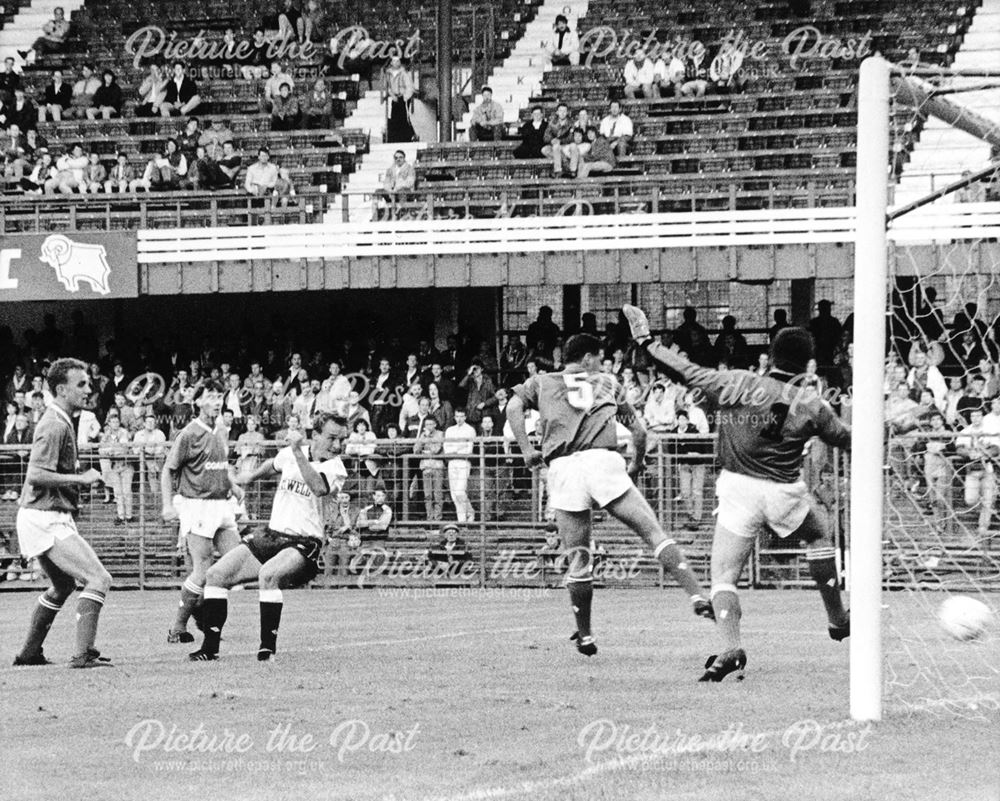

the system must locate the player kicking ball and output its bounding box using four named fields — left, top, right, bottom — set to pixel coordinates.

left=13, top=358, right=113, bottom=669
left=622, top=304, right=851, bottom=682
left=188, top=413, right=347, bottom=662
left=162, top=382, right=244, bottom=643
left=506, top=333, right=714, bottom=658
